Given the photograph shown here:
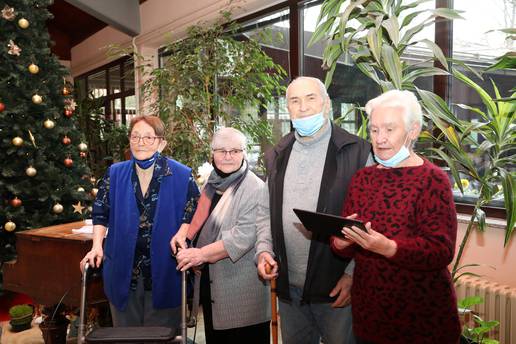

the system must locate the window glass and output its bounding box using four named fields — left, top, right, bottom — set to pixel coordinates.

left=450, top=0, right=514, bottom=207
